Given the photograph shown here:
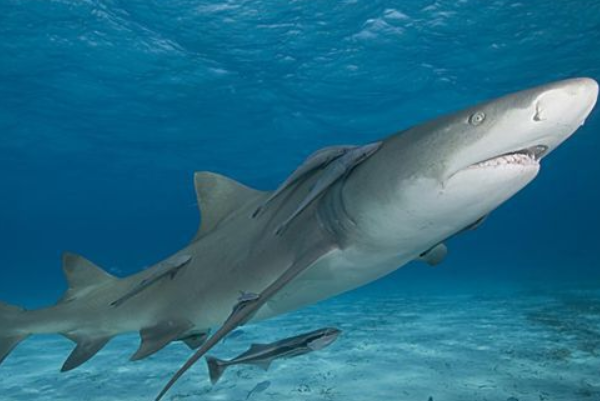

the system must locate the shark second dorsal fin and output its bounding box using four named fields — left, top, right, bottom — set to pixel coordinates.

left=60, top=253, right=117, bottom=303
left=192, top=172, right=266, bottom=241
